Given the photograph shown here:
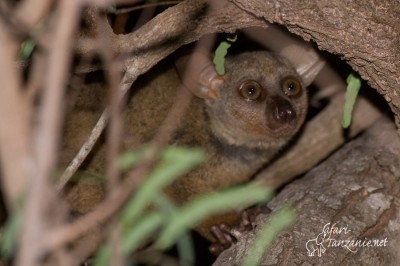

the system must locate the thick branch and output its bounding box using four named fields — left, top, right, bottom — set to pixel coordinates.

left=115, top=0, right=266, bottom=84
left=231, top=0, right=400, bottom=127
left=0, top=19, right=31, bottom=209
left=215, top=118, right=400, bottom=265
left=60, top=0, right=266, bottom=186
